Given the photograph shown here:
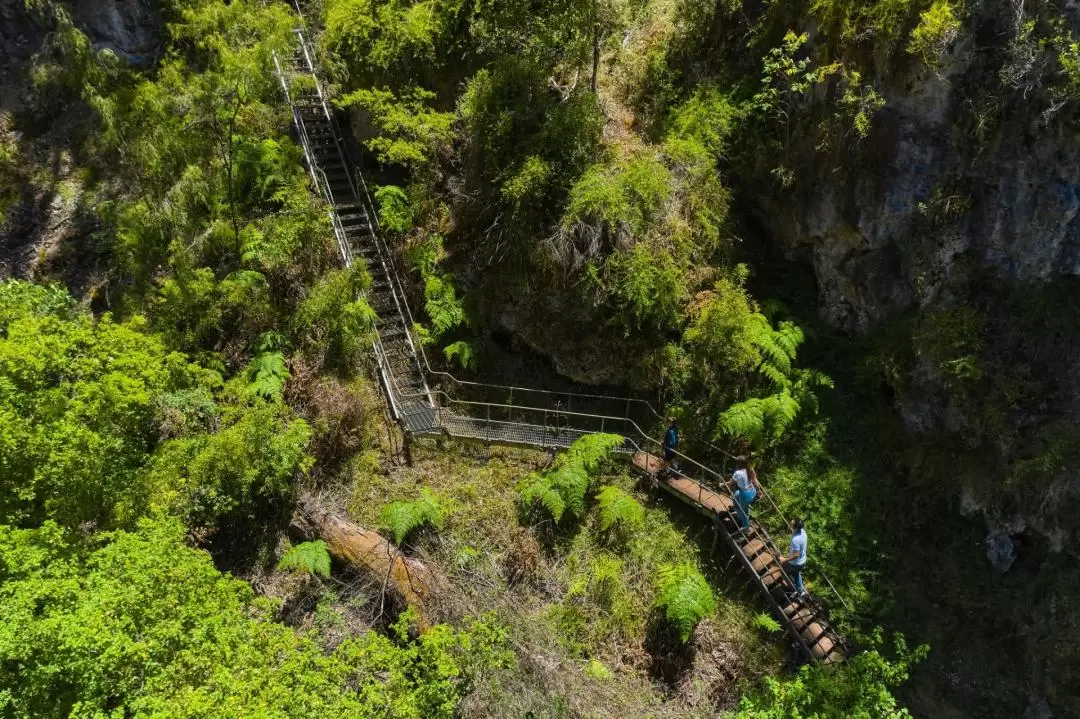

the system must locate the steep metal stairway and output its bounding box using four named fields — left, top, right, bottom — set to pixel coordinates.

left=273, top=24, right=847, bottom=664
